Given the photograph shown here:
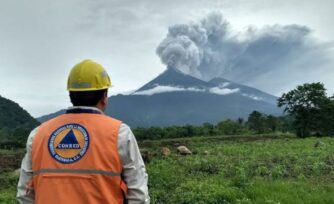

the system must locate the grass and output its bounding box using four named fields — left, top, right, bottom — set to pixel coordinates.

left=0, top=135, right=333, bottom=203
left=143, top=136, right=334, bottom=203
left=0, top=172, right=18, bottom=204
